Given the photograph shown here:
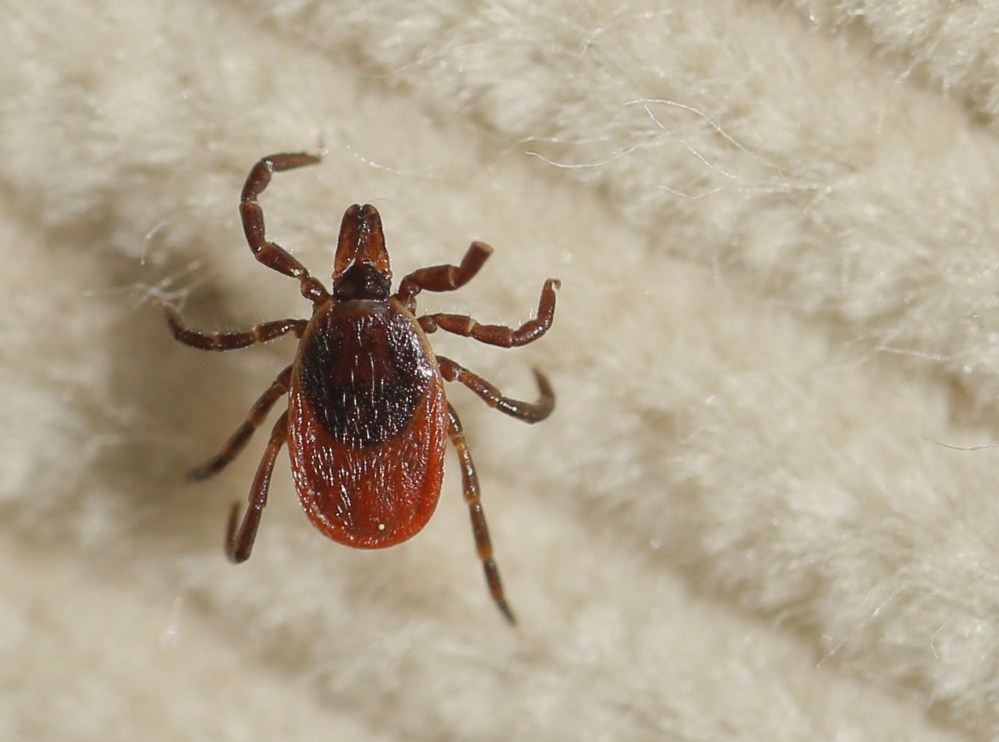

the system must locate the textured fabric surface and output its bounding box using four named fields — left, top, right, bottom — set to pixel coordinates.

left=1, top=1, right=997, bottom=739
